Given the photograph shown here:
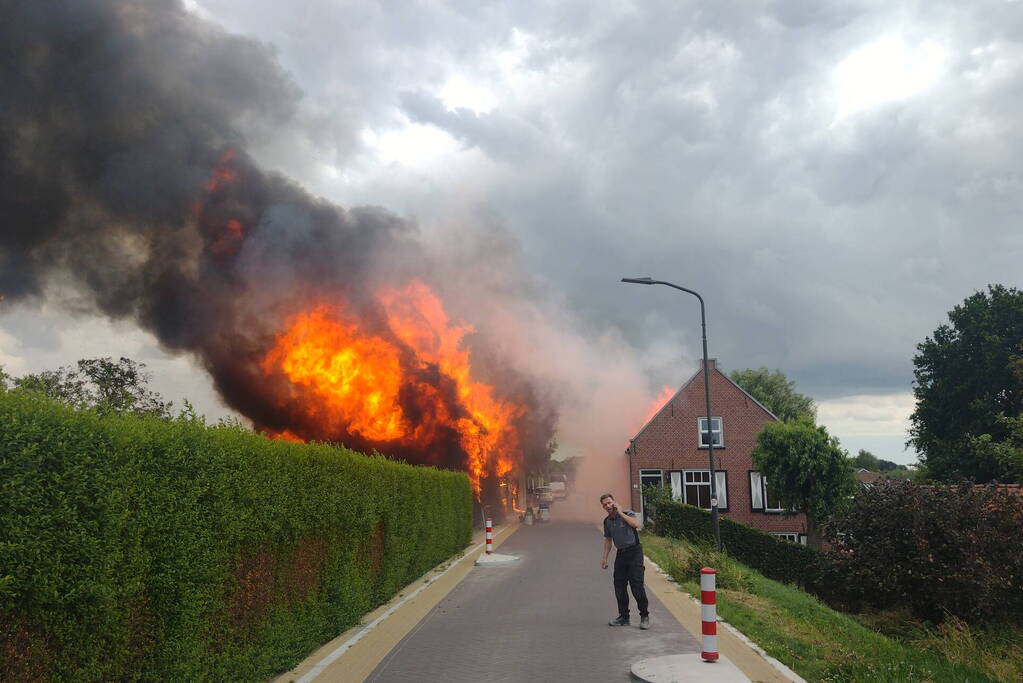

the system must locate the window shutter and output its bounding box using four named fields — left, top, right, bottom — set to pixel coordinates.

left=749, top=471, right=764, bottom=511
left=670, top=471, right=682, bottom=502
left=714, top=471, right=728, bottom=509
